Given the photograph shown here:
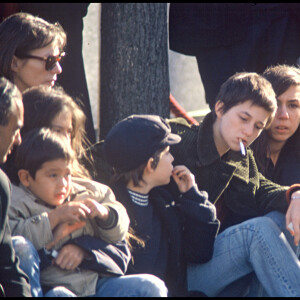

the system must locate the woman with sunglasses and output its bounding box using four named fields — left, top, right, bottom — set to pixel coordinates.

left=0, top=12, right=66, bottom=92
left=0, top=11, right=96, bottom=145
left=0, top=13, right=70, bottom=296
